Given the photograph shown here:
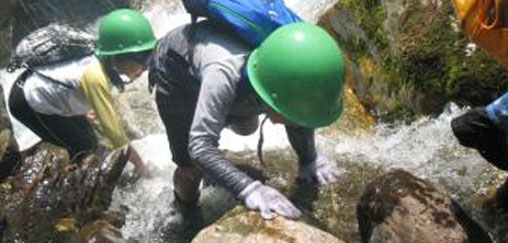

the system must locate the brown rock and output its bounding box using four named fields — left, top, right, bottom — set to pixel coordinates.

left=77, top=219, right=126, bottom=243
left=0, top=129, right=20, bottom=181
left=357, top=169, right=490, bottom=243
left=0, top=143, right=129, bottom=242
left=0, top=0, right=14, bottom=67
left=193, top=206, right=344, bottom=243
